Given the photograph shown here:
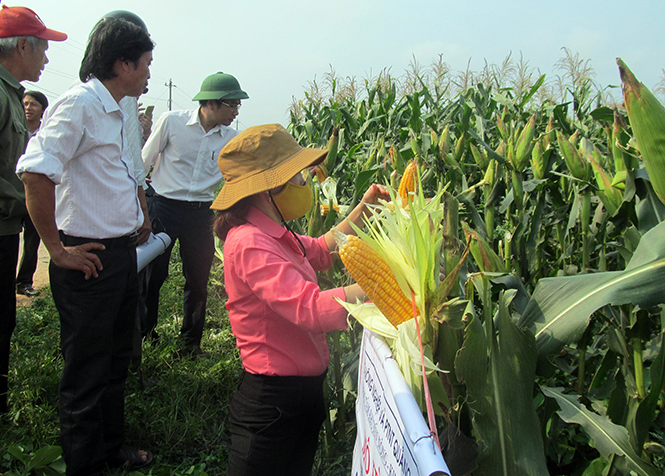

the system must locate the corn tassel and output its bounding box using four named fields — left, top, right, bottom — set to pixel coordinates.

left=334, top=229, right=416, bottom=328
left=398, top=159, right=418, bottom=203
